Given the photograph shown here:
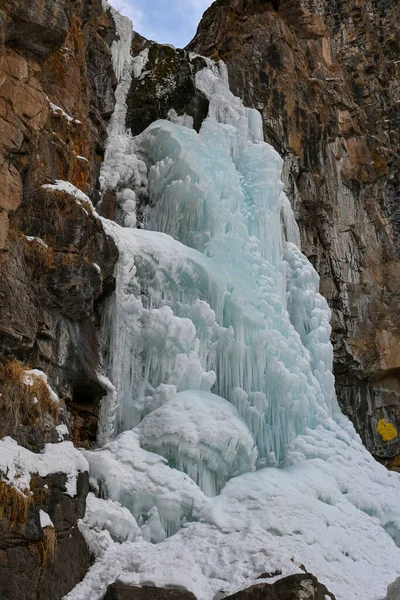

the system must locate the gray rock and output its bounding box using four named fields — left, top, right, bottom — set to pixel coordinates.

left=103, top=575, right=336, bottom=600
left=382, top=577, right=400, bottom=600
